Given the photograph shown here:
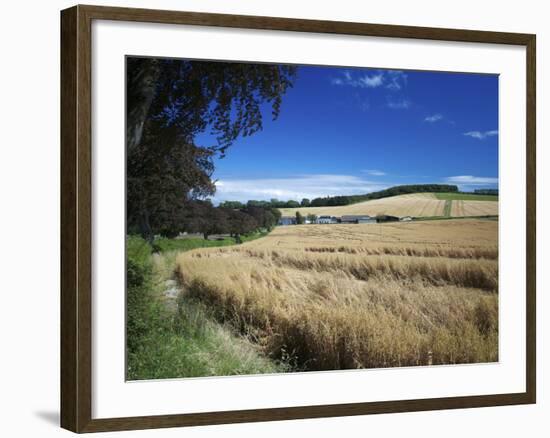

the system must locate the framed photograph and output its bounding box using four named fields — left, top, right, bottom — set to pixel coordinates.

left=60, top=4, right=536, bottom=433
